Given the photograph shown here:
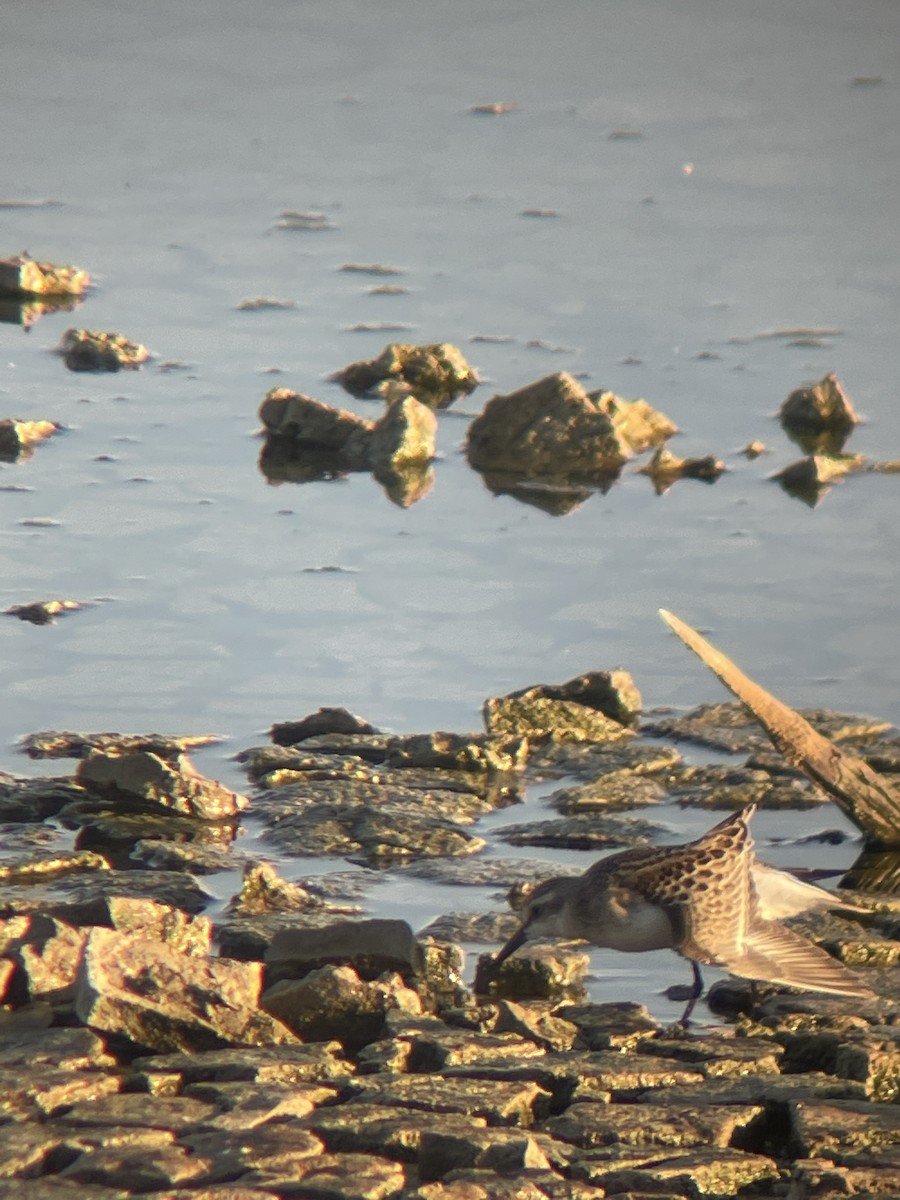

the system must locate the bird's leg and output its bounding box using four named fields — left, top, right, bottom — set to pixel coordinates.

left=747, top=979, right=760, bottom=1015
left=678, top=961, right=704, bottom=1026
